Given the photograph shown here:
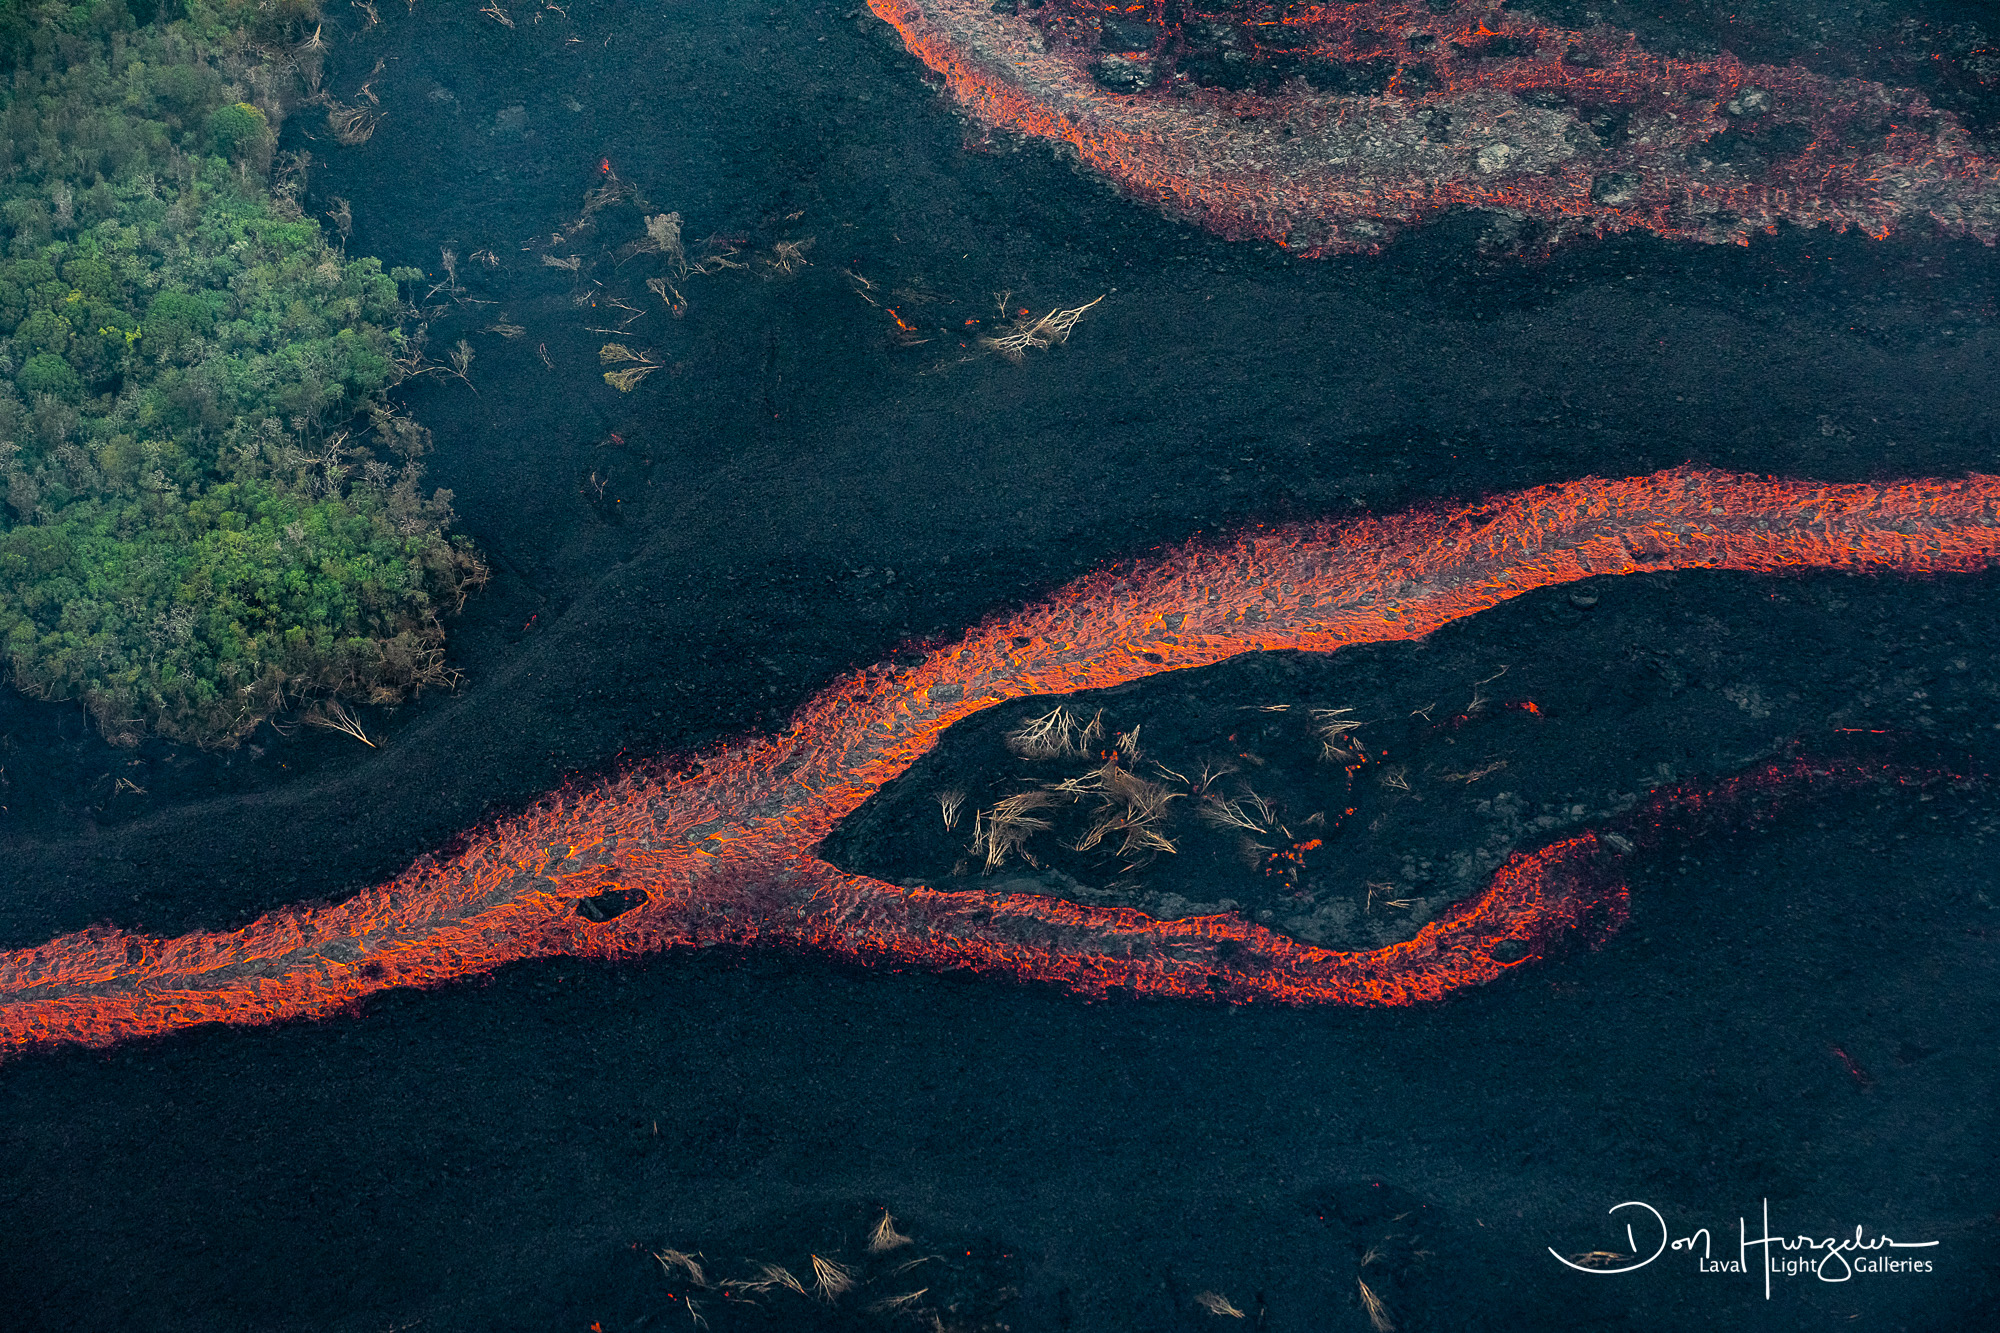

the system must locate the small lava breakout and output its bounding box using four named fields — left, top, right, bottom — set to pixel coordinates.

left=2, top=467, right=1998, bottom=1056
left=868, top=0, right=2000, bottom=253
